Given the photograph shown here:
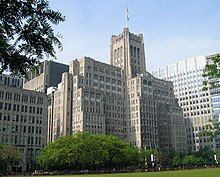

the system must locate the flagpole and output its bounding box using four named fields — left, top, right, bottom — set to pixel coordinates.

left=125, top=5, right=129, bottom=28
left=125, top=6, right=127, bottom=28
